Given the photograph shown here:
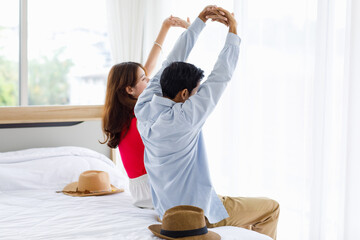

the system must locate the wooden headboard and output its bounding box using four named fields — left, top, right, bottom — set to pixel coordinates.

left=0, top=105, right=102, bottom=124
left=0, top=105, right=117, bottom=162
